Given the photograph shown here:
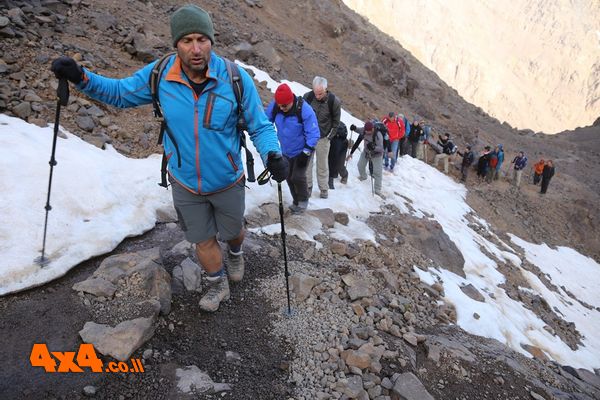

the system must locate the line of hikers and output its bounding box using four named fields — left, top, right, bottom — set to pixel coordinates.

left=458, top=146, right=555, bottom=193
